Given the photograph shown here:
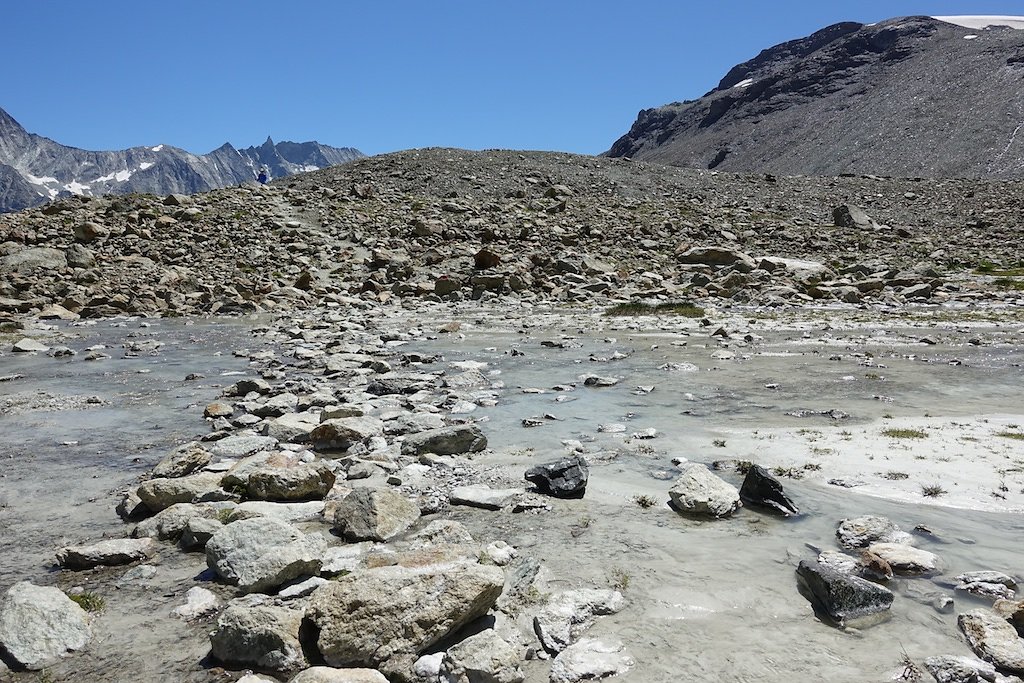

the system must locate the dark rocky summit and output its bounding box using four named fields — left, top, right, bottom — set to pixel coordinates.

left=0, top=106, right=362, bottom=213
left=606, top=16, right=1024, bottom=178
